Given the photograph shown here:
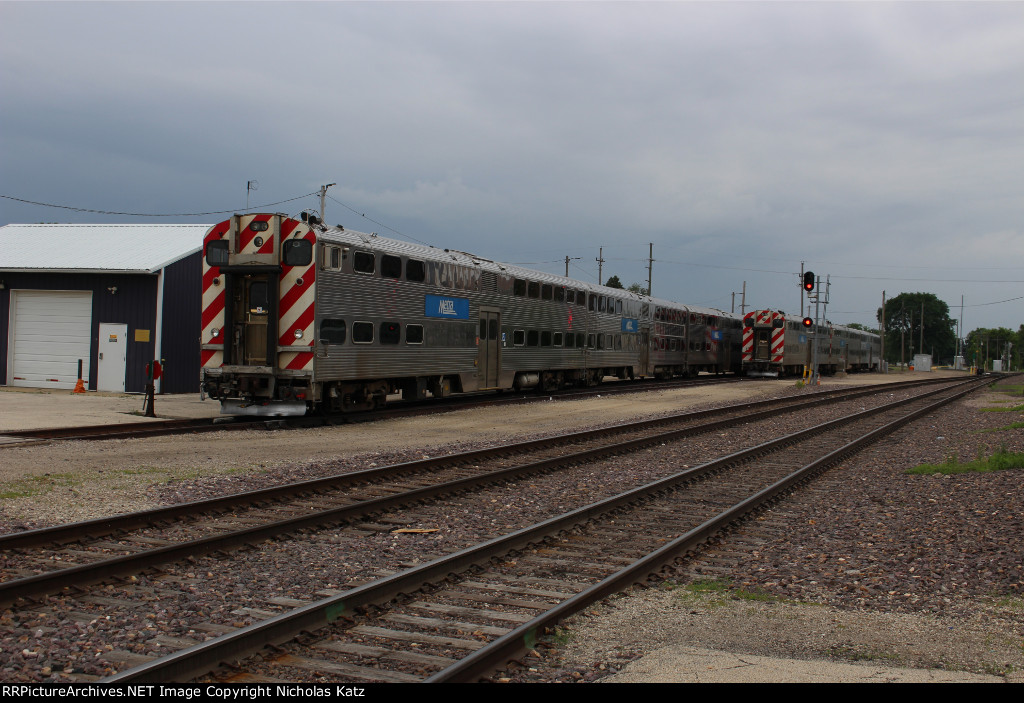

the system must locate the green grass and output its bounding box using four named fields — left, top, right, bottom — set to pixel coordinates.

left=981, top=402, right=1024, bottom=413
left=0, top=472, right=78, bottom=500
left=828, top=644, right=902, bottom=664
left=906, top=448, right=1024, bottom=475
